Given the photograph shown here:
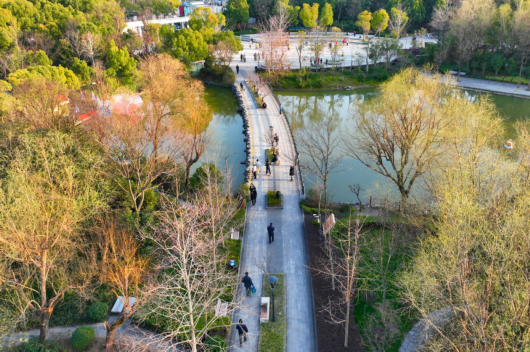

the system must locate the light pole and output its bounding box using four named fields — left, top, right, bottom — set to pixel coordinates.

left=267, top=275, right=278, bottom=322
